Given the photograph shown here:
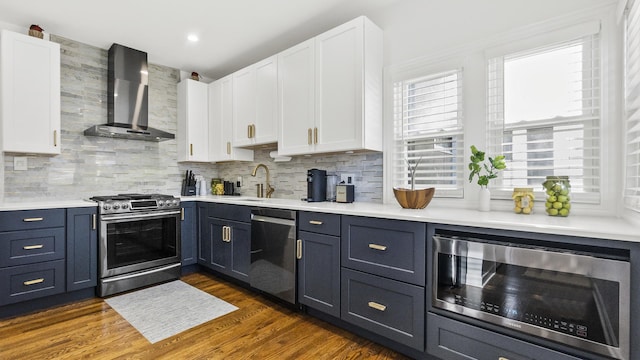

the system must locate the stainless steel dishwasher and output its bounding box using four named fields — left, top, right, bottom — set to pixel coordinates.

left=249, top=208, right=297, bottom=304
